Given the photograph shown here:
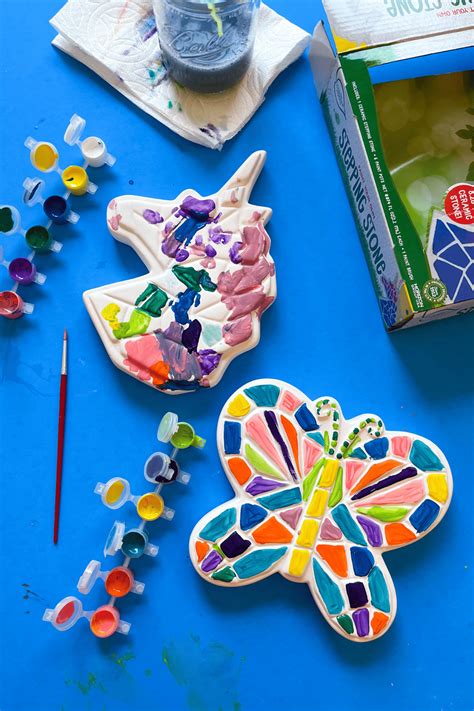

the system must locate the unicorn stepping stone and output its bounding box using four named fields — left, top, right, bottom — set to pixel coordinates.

left=83, top=151, right=276, bottom=394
